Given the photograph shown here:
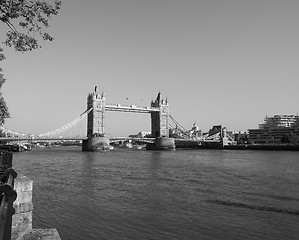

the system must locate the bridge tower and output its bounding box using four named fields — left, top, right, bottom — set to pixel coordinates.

left=82, top=86, right=110, bottom=151
left=148, top=92, right=175, bottom=150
